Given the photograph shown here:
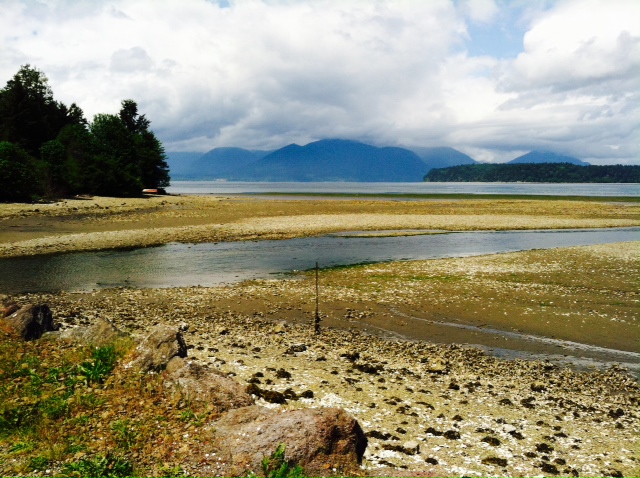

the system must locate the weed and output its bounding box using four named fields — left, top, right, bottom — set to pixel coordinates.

left=261, top=443, right=305, bottom=478
left=111, top=419, right=137, bottom=451
left=0, top=403, right=38, bottom=435
left=9, top=441, right=35, bottom=454
left=27, top=455, right=50, bottom=471
left=158, top=463, right=183, bottom=477
left=39, top=394, right=70, bottom=420
left=179, top=408, right=207, bottom=427
left=63, top=453, right=134, bottom=477
left=77, top=345, right=117, bottom=385
left=78, top=392, right=106, bottom=409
